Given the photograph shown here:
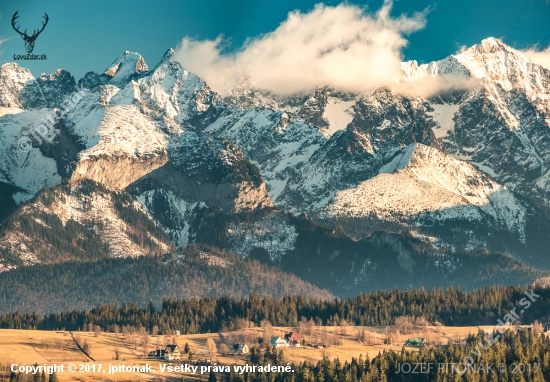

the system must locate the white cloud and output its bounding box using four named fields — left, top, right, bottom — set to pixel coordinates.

left=173, top=1, right=427, bottom=95
left=394, top=75, right=481, bottom=97
left=0, top=37, right=13, bottom=60
left=521, top=46, right=550, bottom=71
